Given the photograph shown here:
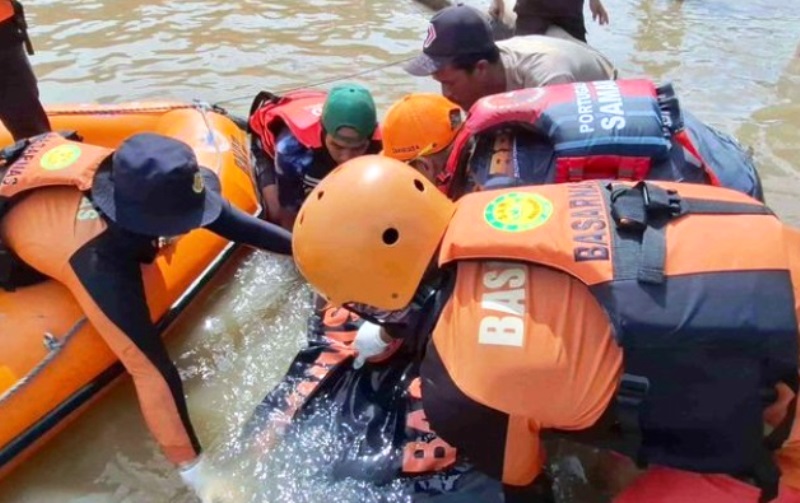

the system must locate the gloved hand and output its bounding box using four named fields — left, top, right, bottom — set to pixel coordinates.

left=179, top=455, right=239, bottom=503
left=352, top=321, right=390, bottom=369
